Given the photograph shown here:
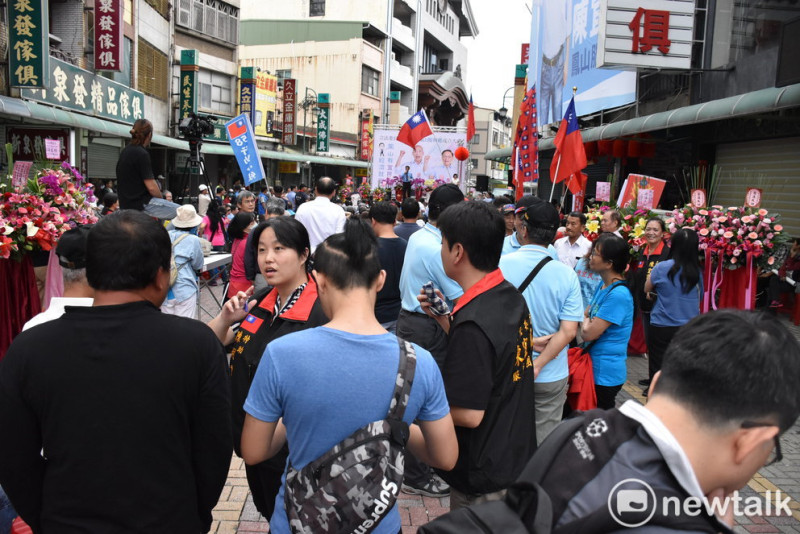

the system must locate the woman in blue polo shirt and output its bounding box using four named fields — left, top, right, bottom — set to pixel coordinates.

left=582, top=234, right=634, bottom=409
left=645, top=228, right=701, bottom=382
